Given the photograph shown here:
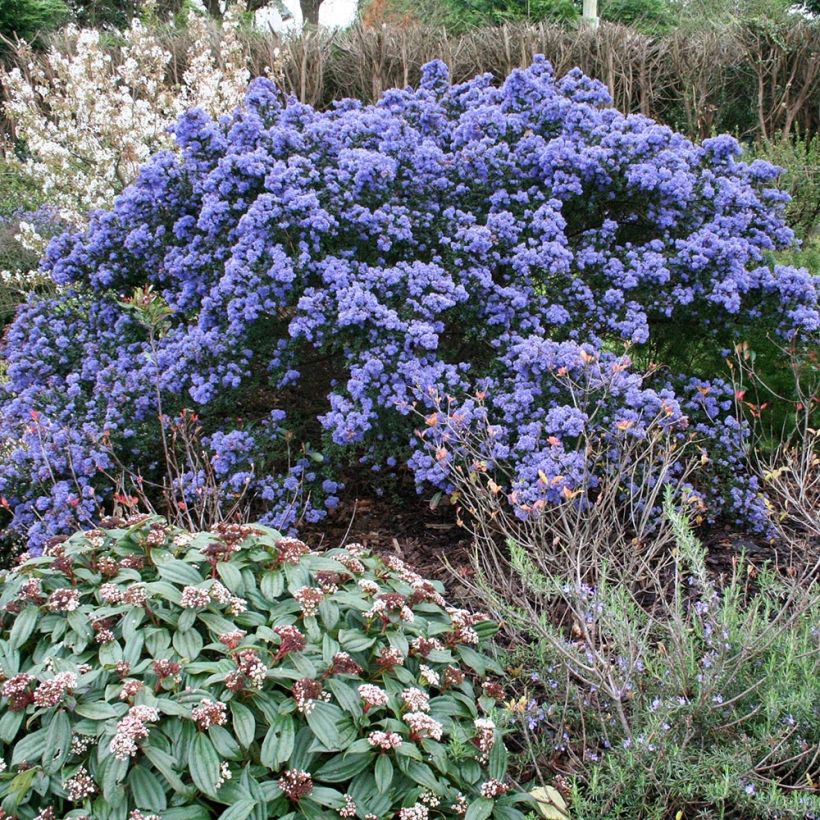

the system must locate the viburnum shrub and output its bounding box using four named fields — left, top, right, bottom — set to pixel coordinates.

left=0, top=516, right=526, bottom=819
left=0, top=58, right=818, bottom=551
